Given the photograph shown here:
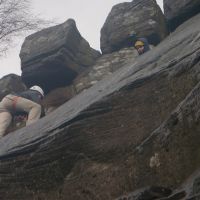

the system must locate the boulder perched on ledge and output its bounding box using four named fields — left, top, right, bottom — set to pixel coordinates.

left=20, top=19, right=100, bottom=93
left=100, top=0, right=168, bottom=54
left=164, top=0, right=200, bottom=31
